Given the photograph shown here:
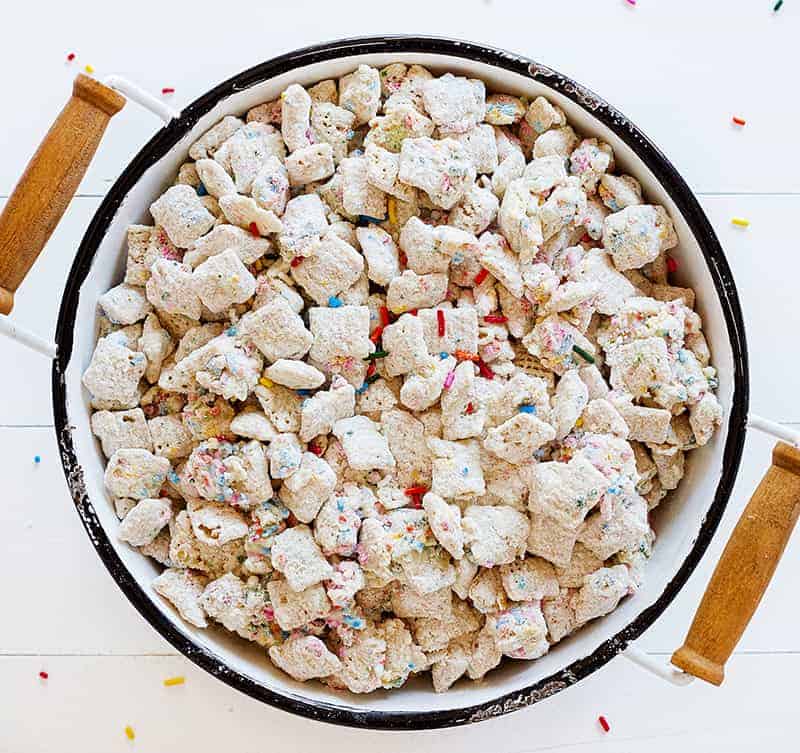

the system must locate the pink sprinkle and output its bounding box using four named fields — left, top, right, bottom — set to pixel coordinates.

left=625, top=0, right=636, bottom=5
left=443, top=370, right=455, bottom=390
left=161, top=87, right=175, bottom=95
